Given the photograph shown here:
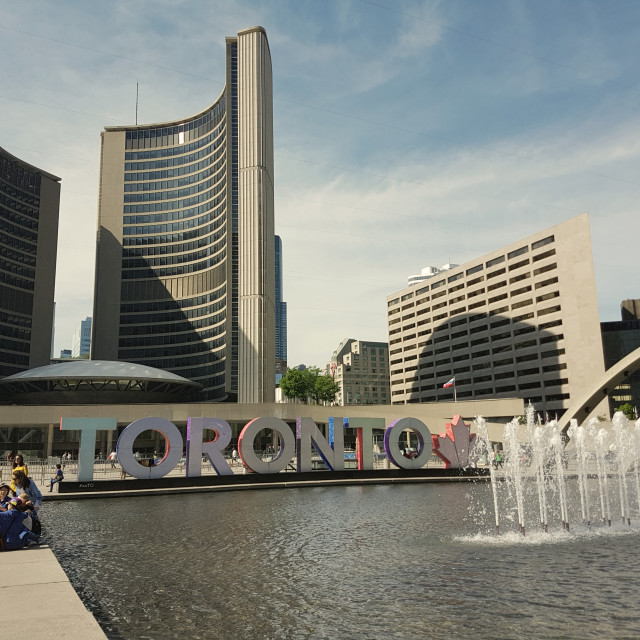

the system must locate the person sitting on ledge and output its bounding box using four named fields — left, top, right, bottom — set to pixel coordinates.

left=0, top=482, right=14, bottom=511
left=0, top=497, right=38, bottom=549
left=49, top=464, right=64, bottom=492
left=11, top=471, right=42, bottom=512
